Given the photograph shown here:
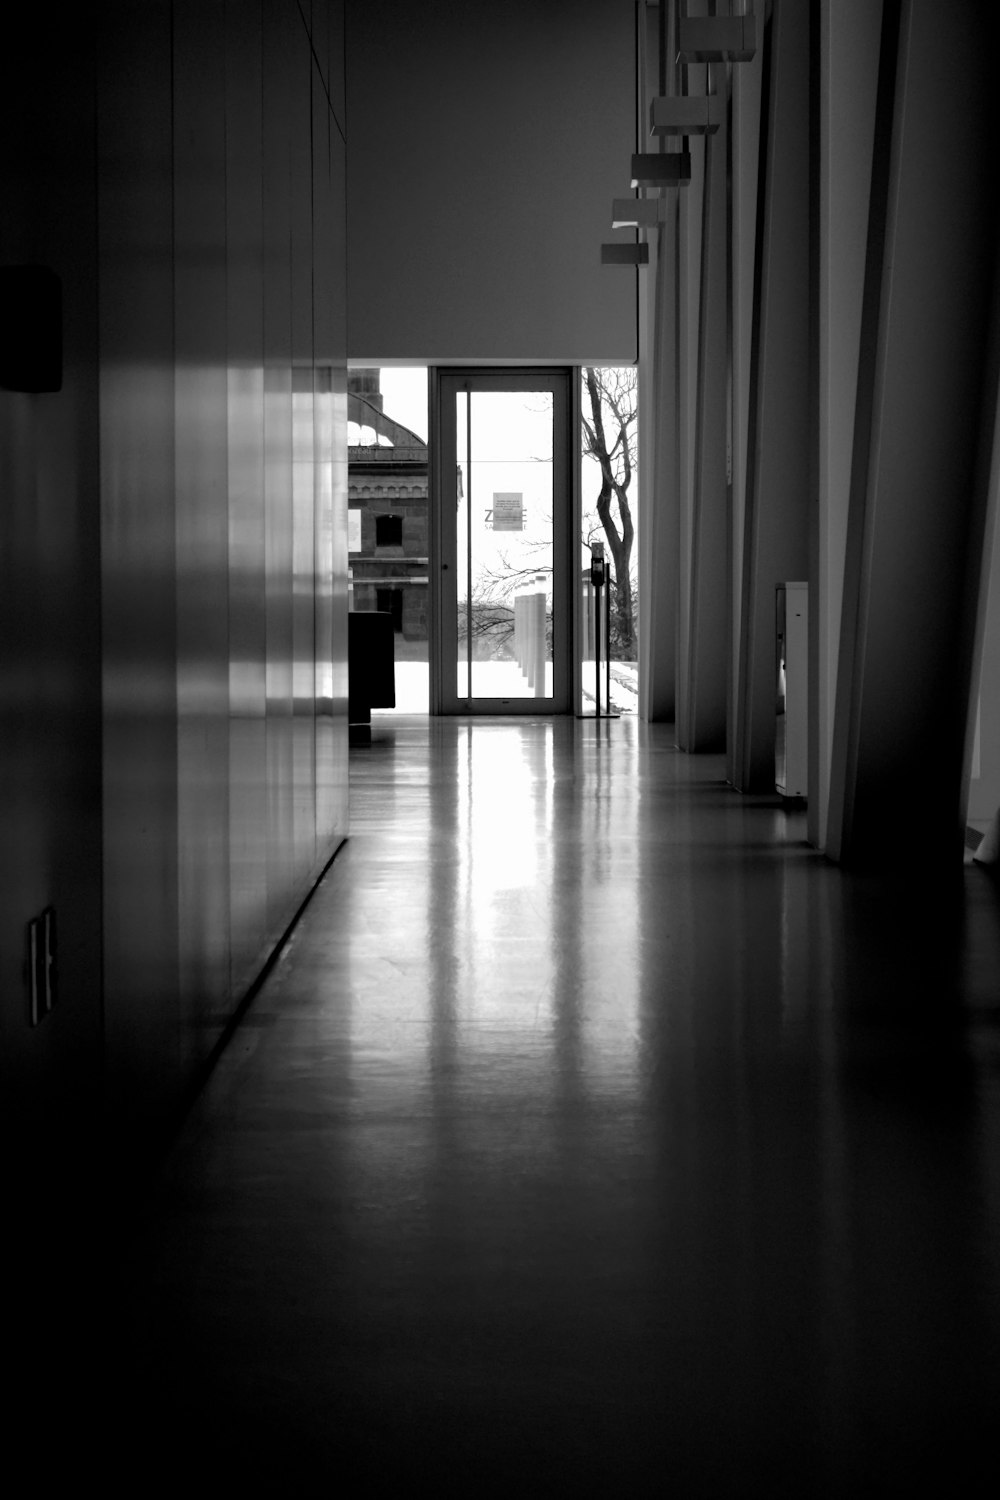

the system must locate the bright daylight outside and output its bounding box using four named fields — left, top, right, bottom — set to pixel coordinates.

left=347, top=367, right=638, bottom=714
